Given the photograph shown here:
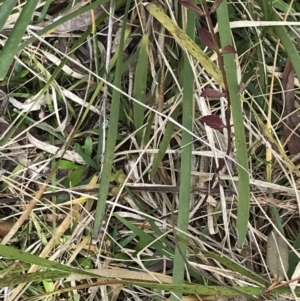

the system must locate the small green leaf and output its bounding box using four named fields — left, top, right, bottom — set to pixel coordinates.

left=67, top=166, right=86, bottom=187
left=58, top=160, right=79, bottom=170
left=77, top=257, right=92, bottom=269
left=74, top=144, right=99, bottom=170
left=116, top=170, right=126, bottom=184
left=84, top=136, right=93, bottom=157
